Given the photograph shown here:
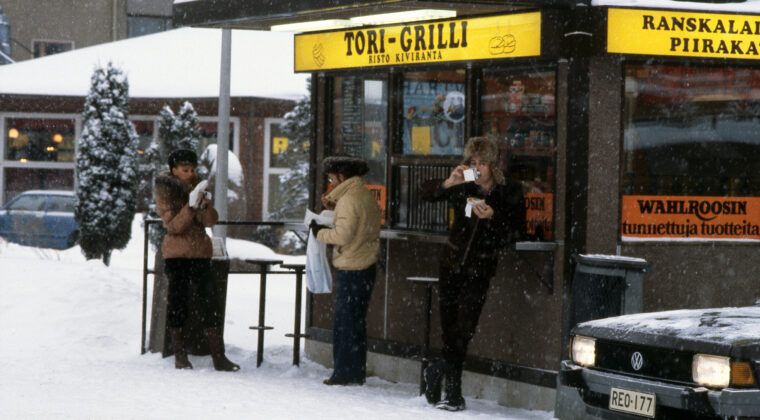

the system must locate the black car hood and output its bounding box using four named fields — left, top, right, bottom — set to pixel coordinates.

left=572, top=307, right=760, bottom=359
